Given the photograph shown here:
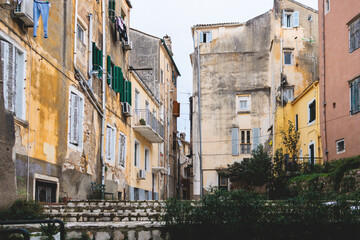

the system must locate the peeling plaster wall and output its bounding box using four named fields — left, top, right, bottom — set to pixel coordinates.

left=191, top=12, right=272, bottom=198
